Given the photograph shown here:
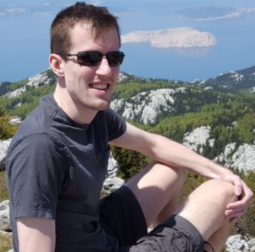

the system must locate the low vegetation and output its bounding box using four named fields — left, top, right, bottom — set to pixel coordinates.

left=0, top=232, right=12, bottom=252
left=0, top=171, right=9, bottom=203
